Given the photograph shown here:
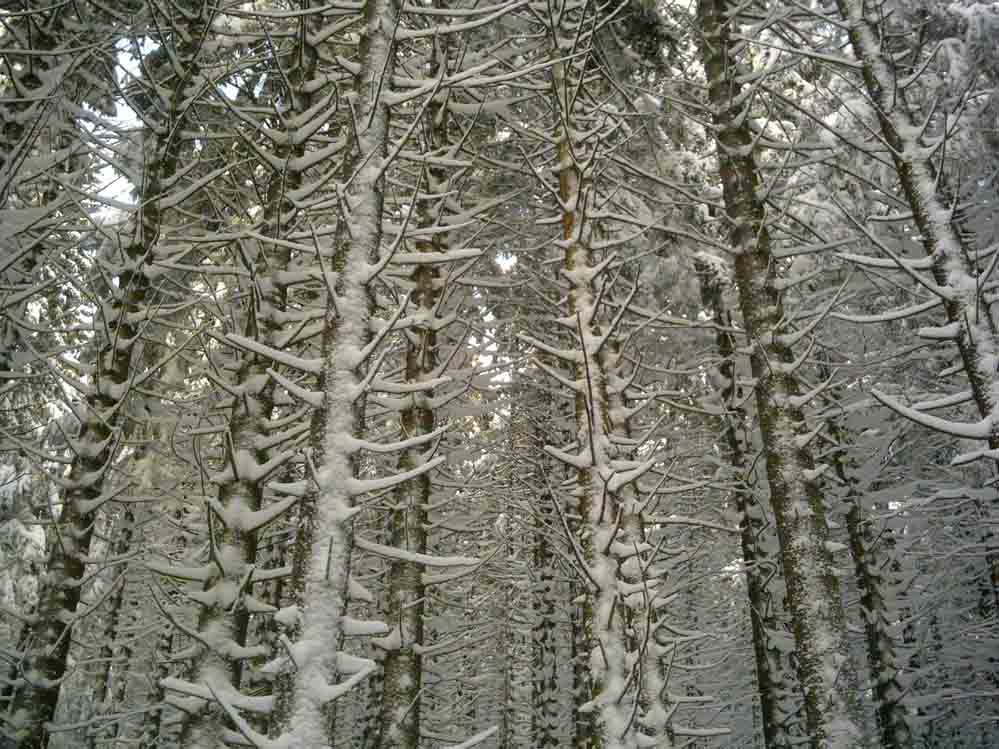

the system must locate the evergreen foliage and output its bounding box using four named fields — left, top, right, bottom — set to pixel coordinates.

left=0, top=1, right=997, bottom=748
